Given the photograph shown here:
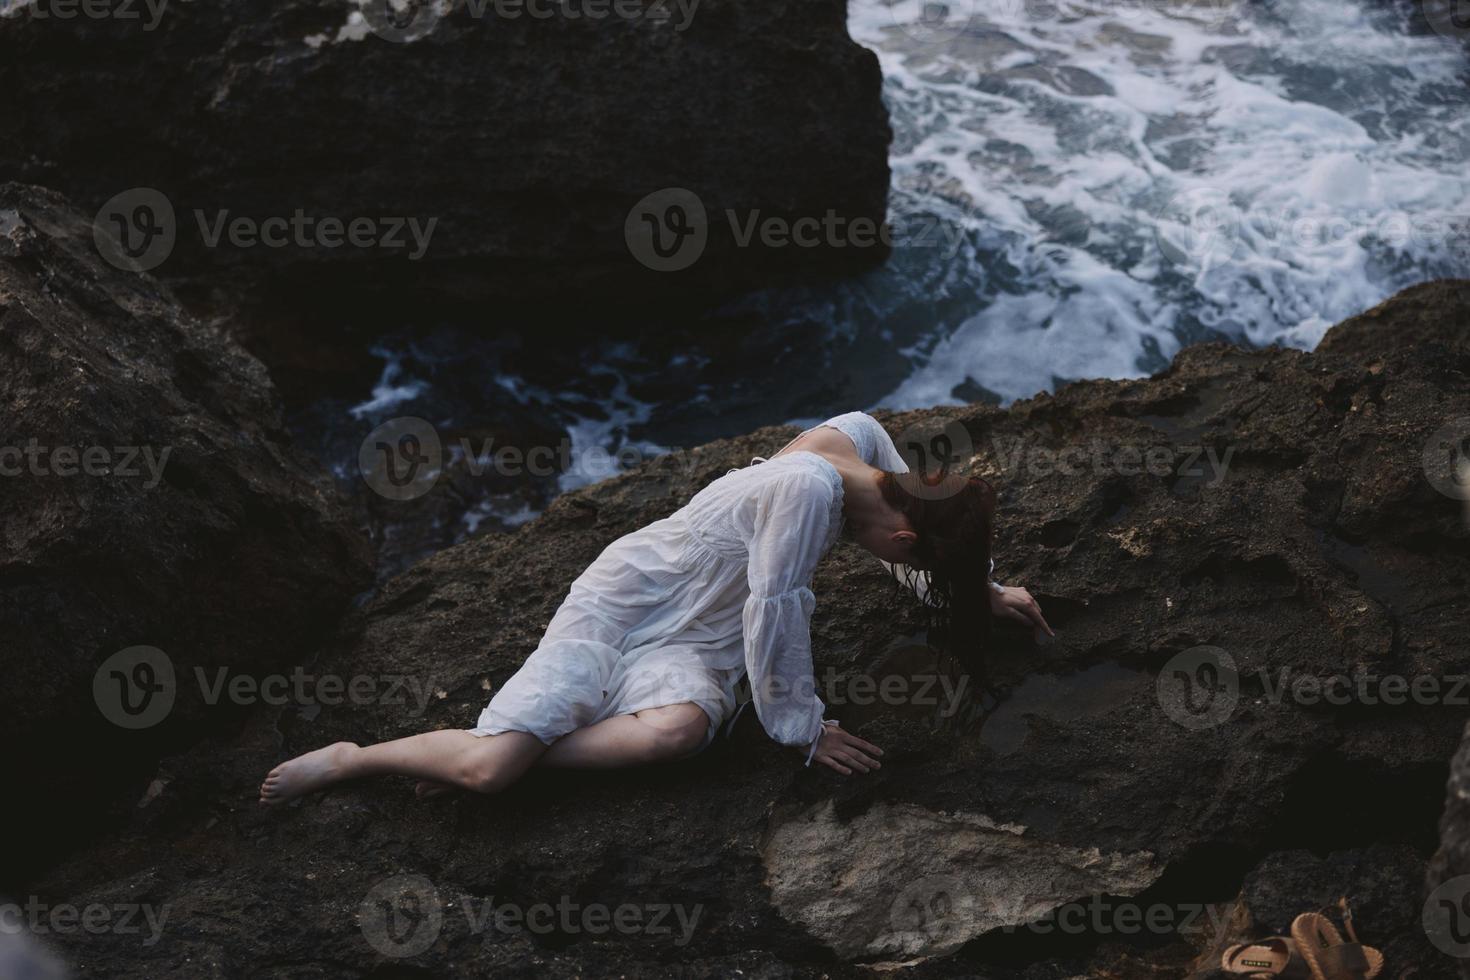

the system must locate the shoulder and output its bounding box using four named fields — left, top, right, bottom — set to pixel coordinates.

left=820, top=411, right=883, bottom=435
left=751, top=454, right=842, bottom=524
left=816, top=411, right=904, bottom=469
left=814, top=411, right=878, bottom=450
left=761, top=453, right=841, bottom=497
